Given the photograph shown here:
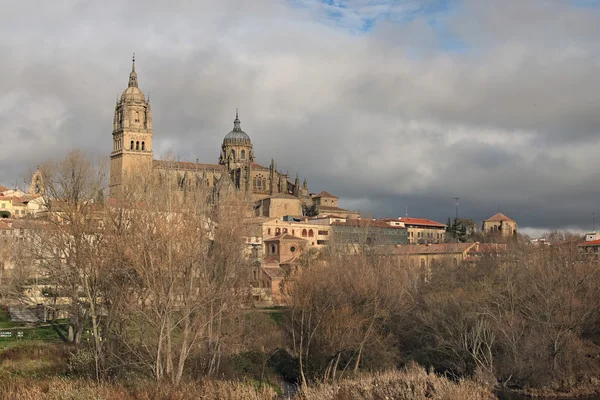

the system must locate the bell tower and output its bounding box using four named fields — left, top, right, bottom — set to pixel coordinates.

left=109, top=54, right=154, bottom=197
